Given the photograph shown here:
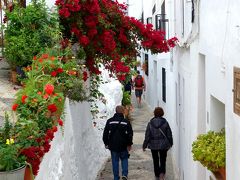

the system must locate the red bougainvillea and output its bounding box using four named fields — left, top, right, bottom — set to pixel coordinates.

left=56, top=0, right=178, bottom=80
